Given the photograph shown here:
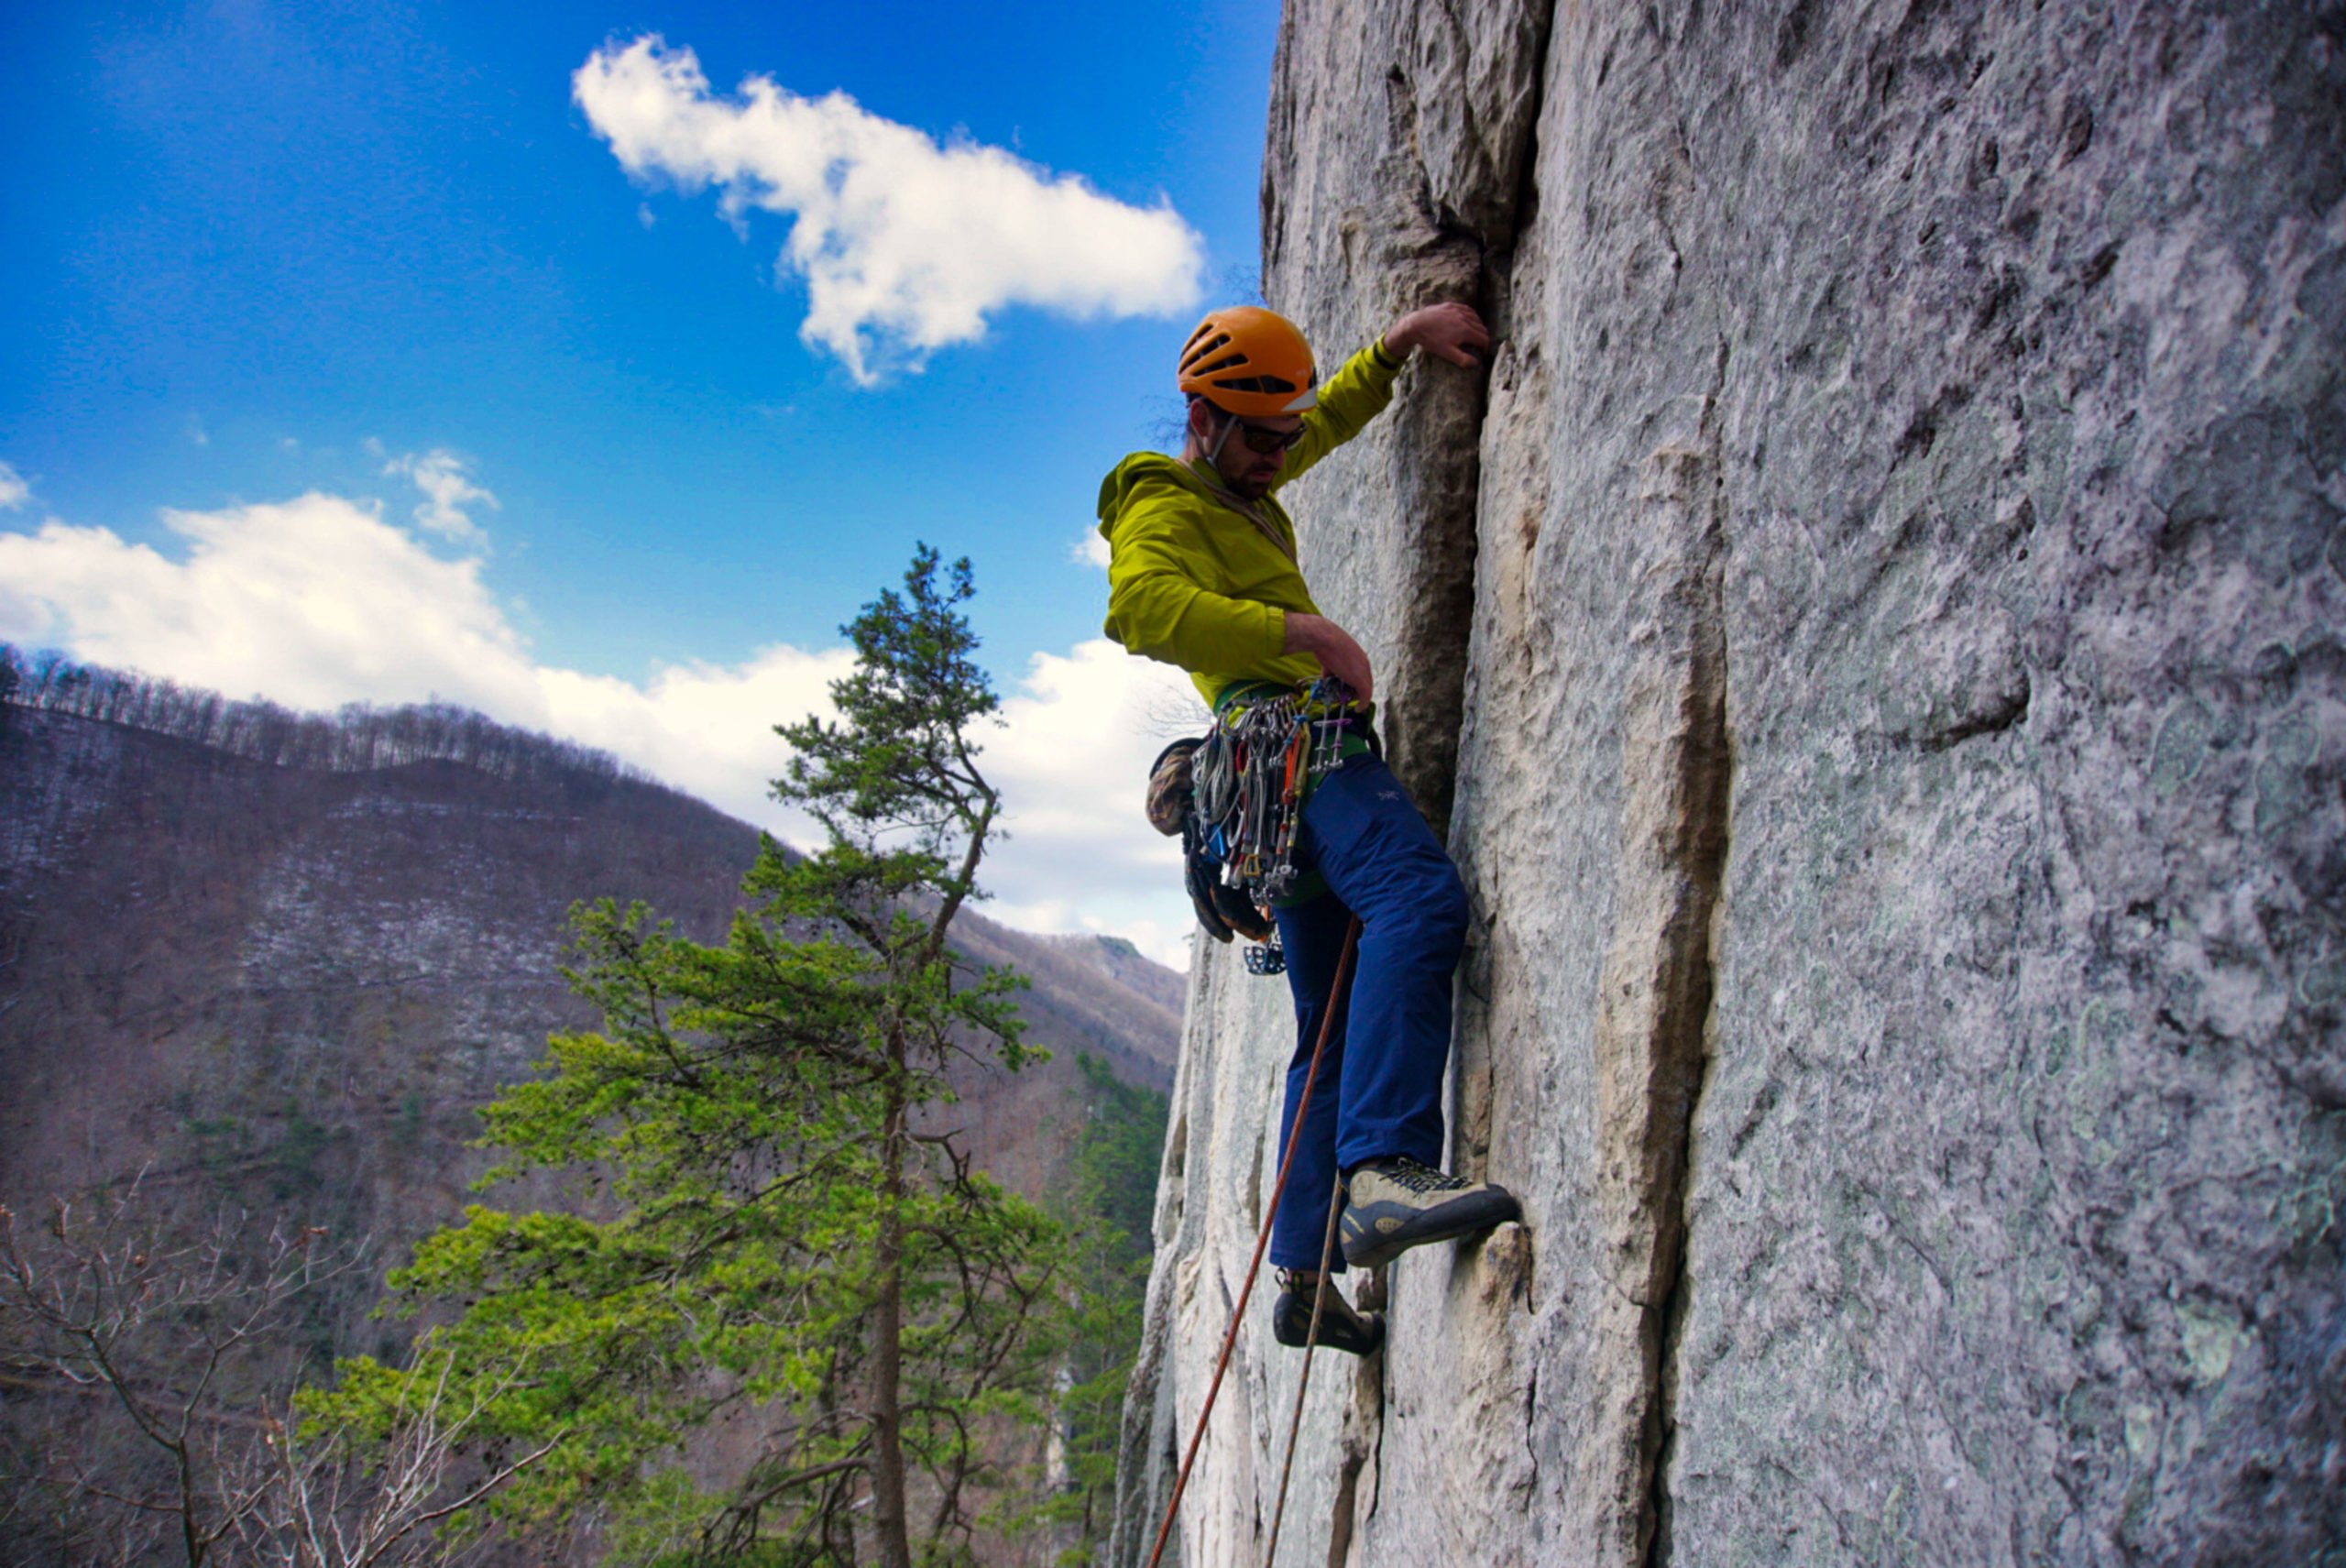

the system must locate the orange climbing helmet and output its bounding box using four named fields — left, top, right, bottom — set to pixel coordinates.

left=1177, top=306, right=1319, bottom=418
